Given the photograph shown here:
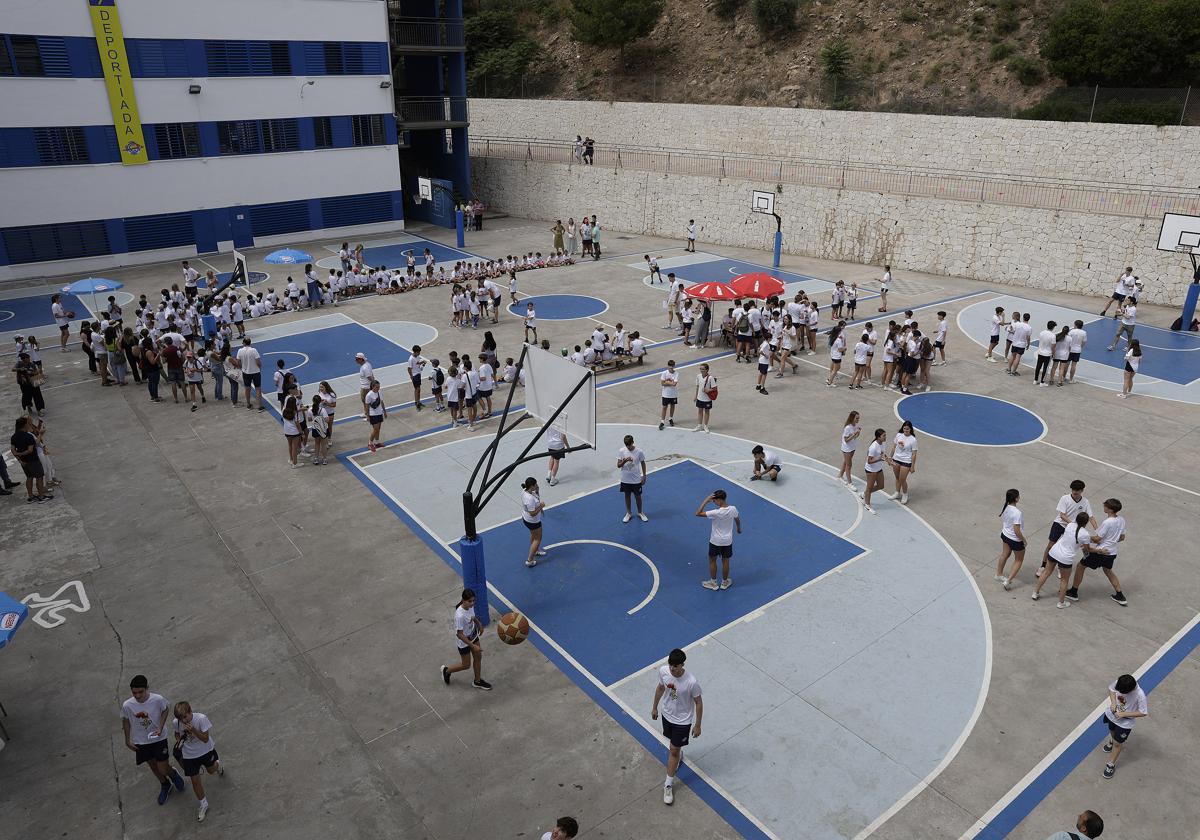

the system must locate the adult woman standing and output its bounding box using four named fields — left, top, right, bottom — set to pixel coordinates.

left=365, top=378, right=387, bottom=452
left=122, top=326, right=142, bottom=384
left=1119, top=339, right=1141, bottom=399
left=551, top=220, right=565, bottom=253
left=13, top=352, right=45, bottom=417
left=141, top=334, right=163, bottom=403
left=887, top=420, right=918, bottom=505
left=106, top=325, right=128, bottom=386
left=994, top=488, right=1026, bottom=590
left=695, top=302, right=712, bottom=348
left=693, top=363, right=717, bottom=433
left=860, top=428, right=887, bottom=513
left=837, top=411, right=861, bottom=486
left=580, top=216, right=593, bottom=258
left=522, top=477, right=547, bottom=567
left=565, top=218, right=578, bottom=257
left=80, top=321, right=97, bottom=375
